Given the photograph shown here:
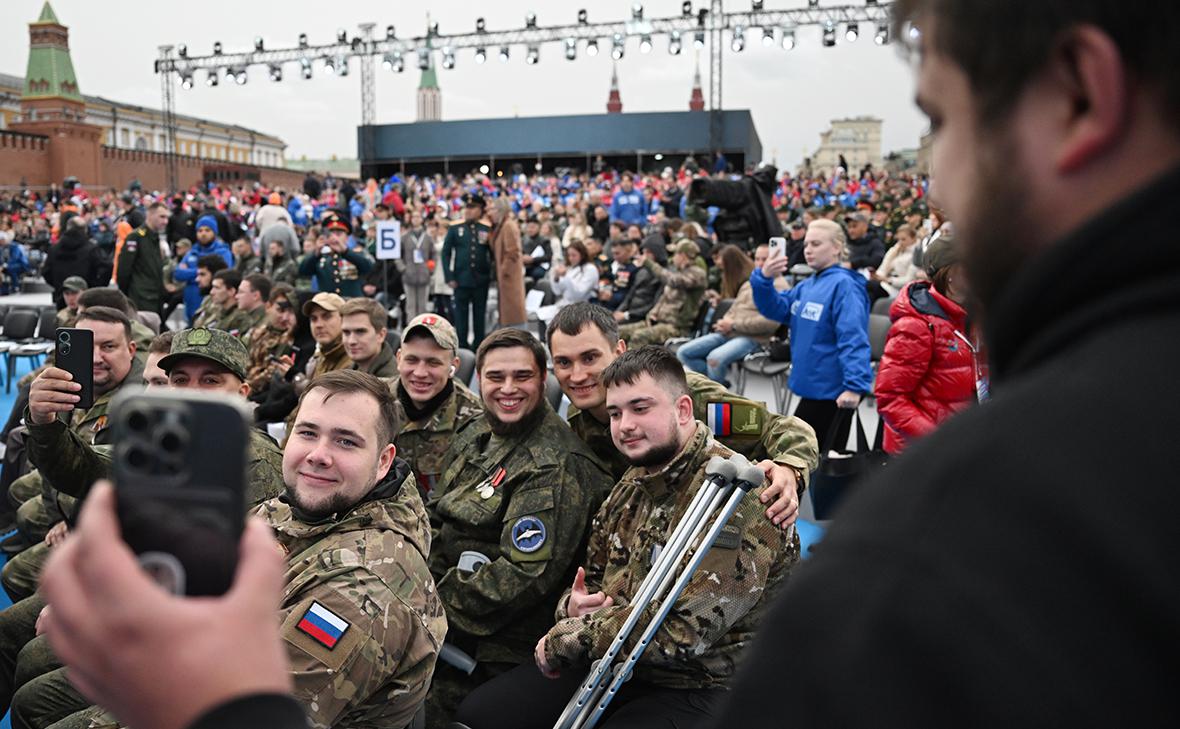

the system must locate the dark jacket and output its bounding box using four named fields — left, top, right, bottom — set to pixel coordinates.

left=713, top=167, right=1180, bottom=728
left=44, top=226, right=106, bottom=305
left=615, top=265, right=663, bottom=323
left=847, top=230, right=886, bottom=270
